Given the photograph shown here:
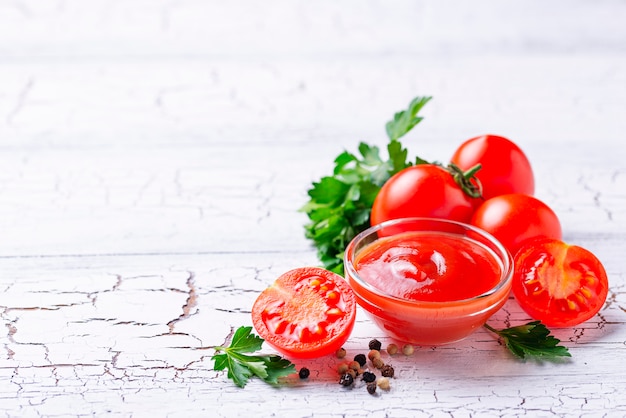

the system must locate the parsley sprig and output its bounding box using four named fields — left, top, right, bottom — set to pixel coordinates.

left=484, top=321, right=571, bottom=360
left=300, top=96, right=432, bottom=274
left=212, top=326, right=296, bottom=387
